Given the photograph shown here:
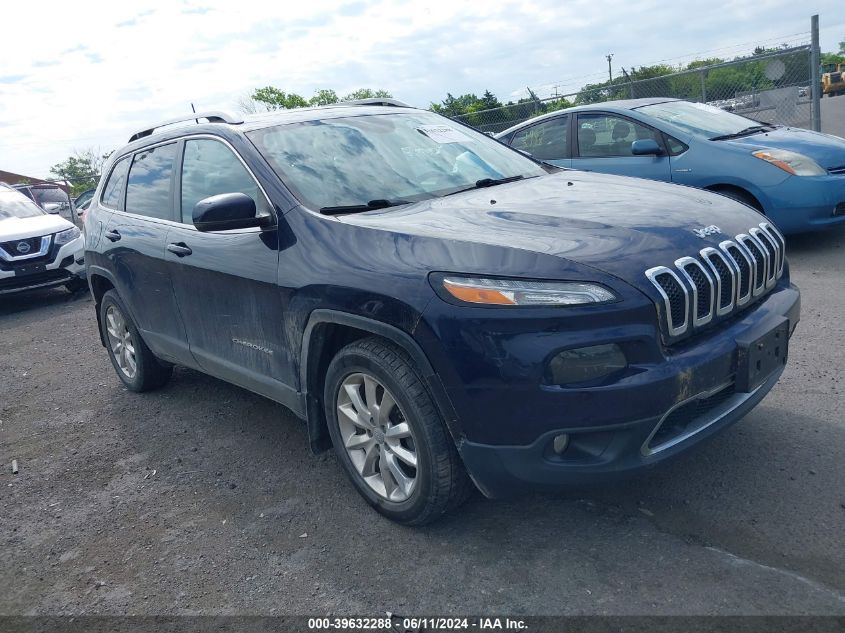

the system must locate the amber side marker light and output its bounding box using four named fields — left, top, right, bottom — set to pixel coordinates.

left=441, top=276, right=617, bottom=306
